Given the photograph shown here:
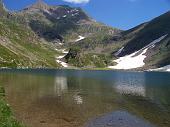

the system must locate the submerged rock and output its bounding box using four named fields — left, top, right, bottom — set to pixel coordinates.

left=85, top=110, right=155, bottom=127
